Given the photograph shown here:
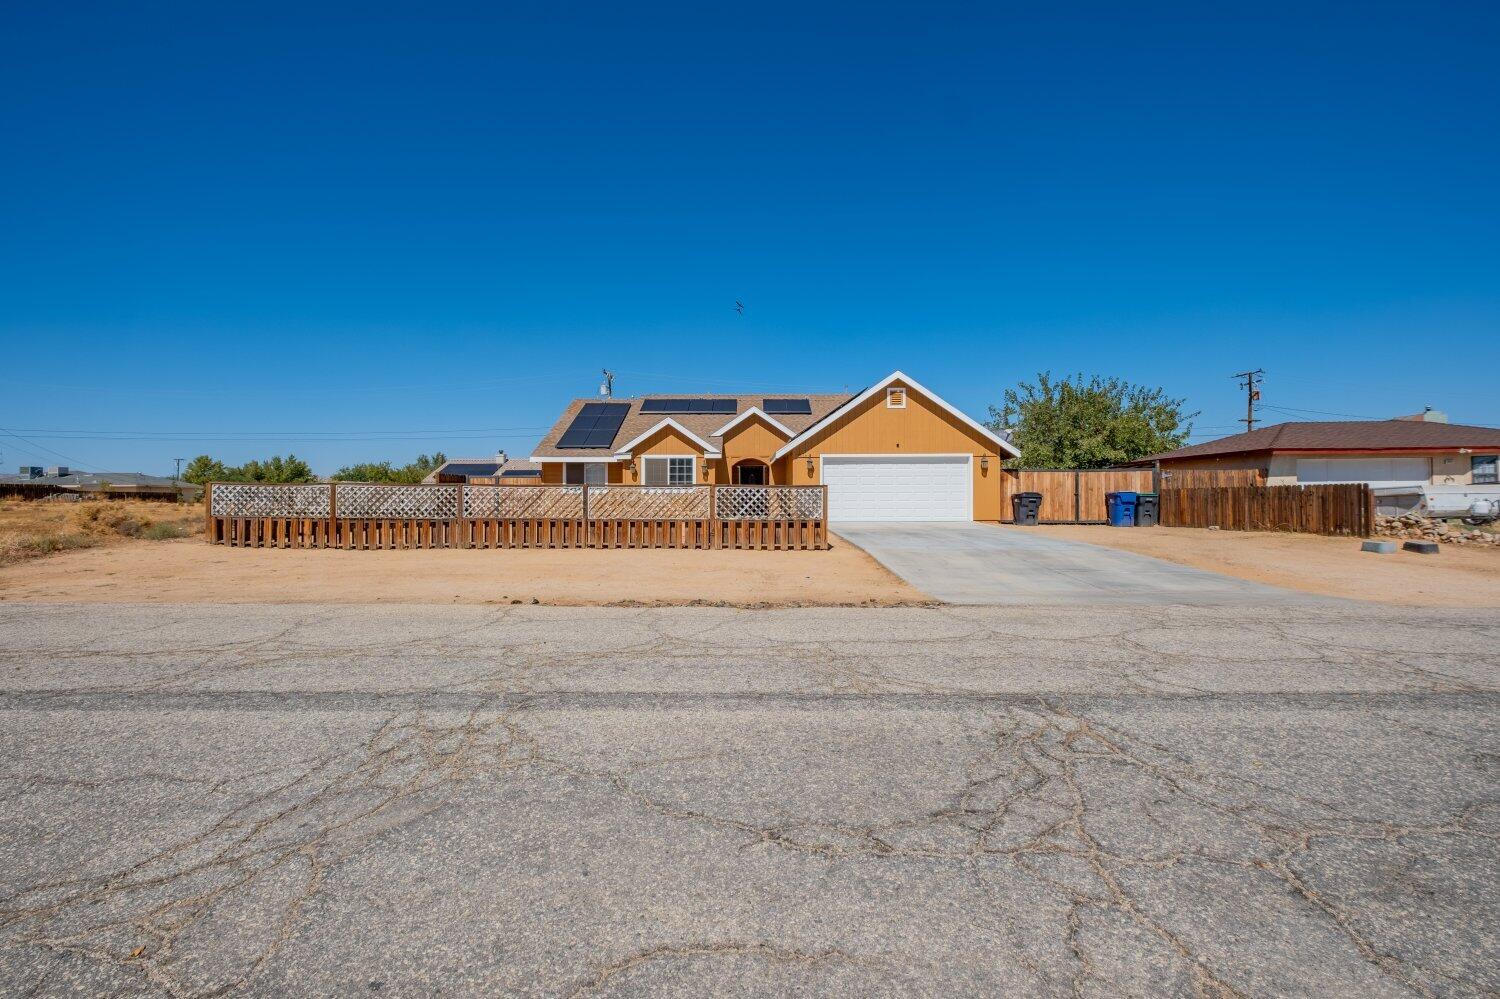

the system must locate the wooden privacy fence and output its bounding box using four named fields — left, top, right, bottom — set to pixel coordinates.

left=1160, top=483, right=1374, bottom=537
left=1000, top=469, right=1156, bottom=523
left=1158, top=468, right=1266, bottom=489
left=205, top=482, right=828, bottom=550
